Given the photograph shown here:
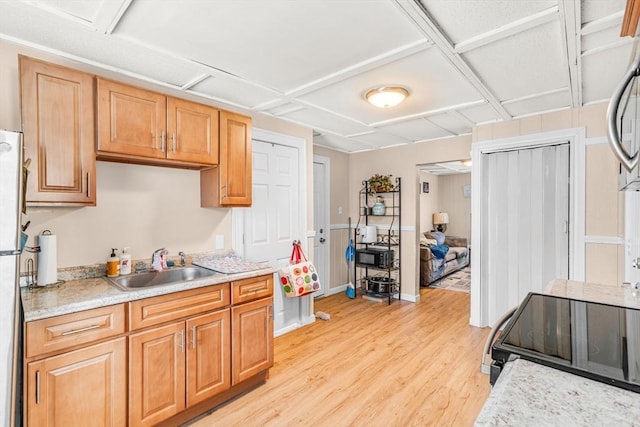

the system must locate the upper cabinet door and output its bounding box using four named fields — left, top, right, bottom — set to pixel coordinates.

left=20, top=56, right=96, bottom=206
left=166, top=97, right=219, bottom=165
left=96, top=78, right=167, bottom=160
left=201, top=111, right=252, bottom=207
